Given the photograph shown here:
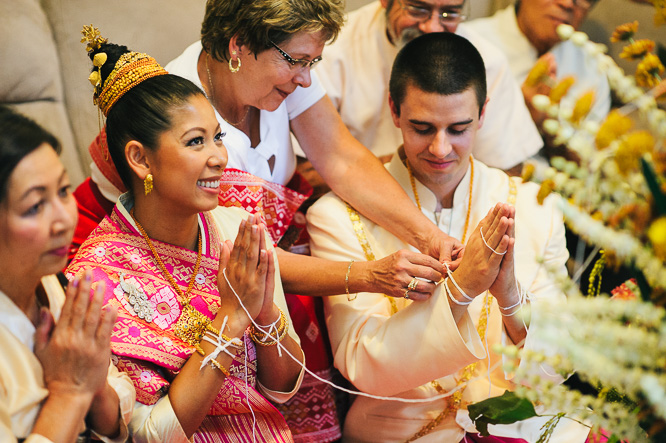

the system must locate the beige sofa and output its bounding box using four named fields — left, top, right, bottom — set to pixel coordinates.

left=1, top=0, right=206, bottom=186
